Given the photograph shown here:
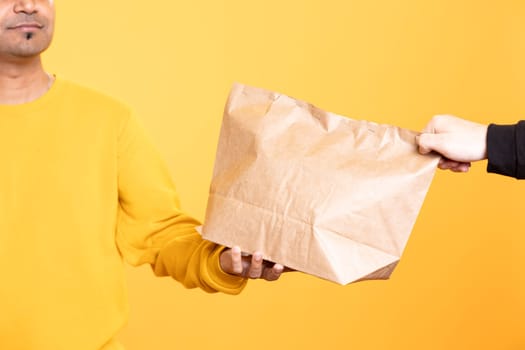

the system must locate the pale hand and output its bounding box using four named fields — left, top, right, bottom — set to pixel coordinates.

left=416, top=114, right=488, bottom=172
left=220, top=246, right=285, bottom=281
